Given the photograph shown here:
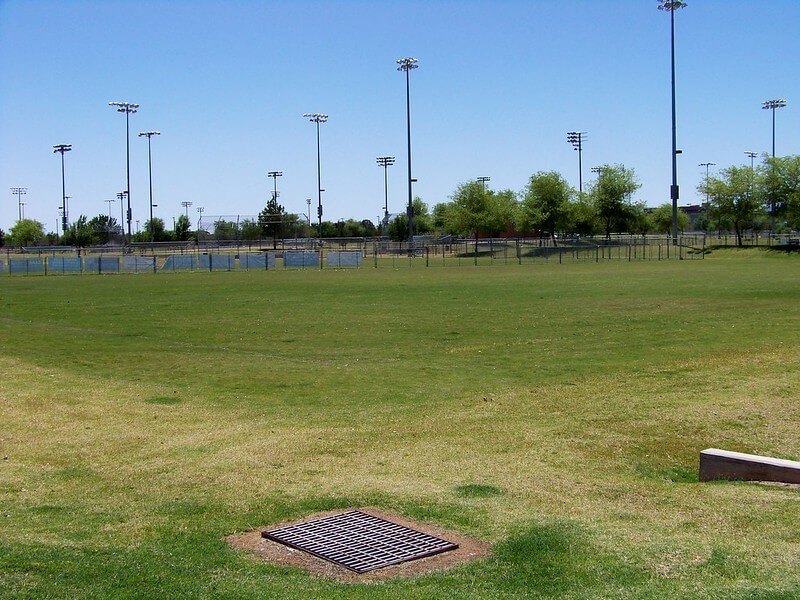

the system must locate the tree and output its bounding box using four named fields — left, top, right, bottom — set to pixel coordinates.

left=761, top=155, right=800, bottom=230
left=0, top=228, right=5, bottom=248
left=8, top=219, right=46, bottom=247
left=213, top=220, right=239, bottom=240
left=519, top=171, right=575, bottom=240
left=63, top=215, right=95, bottom=247
left=629, top=202, right=654, bottom=237
left=87, top=215, right=120, bottom=244
left=240, top=219, right=261, bottom=241
left=387, top=197, right=433, bottom=241
left=698, top=166, right=763, bottom=247
left=444, top=181, right=517, bottom=247
left=142, top=217, right=169, bottom=242
left=567, top=196, right=599, bottom=236
left=258, top=197, right=286, bottom=248
left=174, top=214, right=191, bottom=241
left=589, top=165, right=640, bottom=238
left=651, top=203, right=689, bottom=234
